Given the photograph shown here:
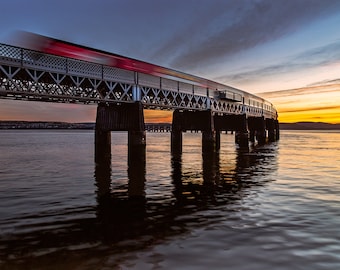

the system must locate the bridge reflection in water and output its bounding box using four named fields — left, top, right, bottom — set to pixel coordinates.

left=0, top=135, right=278, bottom=267
left=94, top=139, right=278, bottom=245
